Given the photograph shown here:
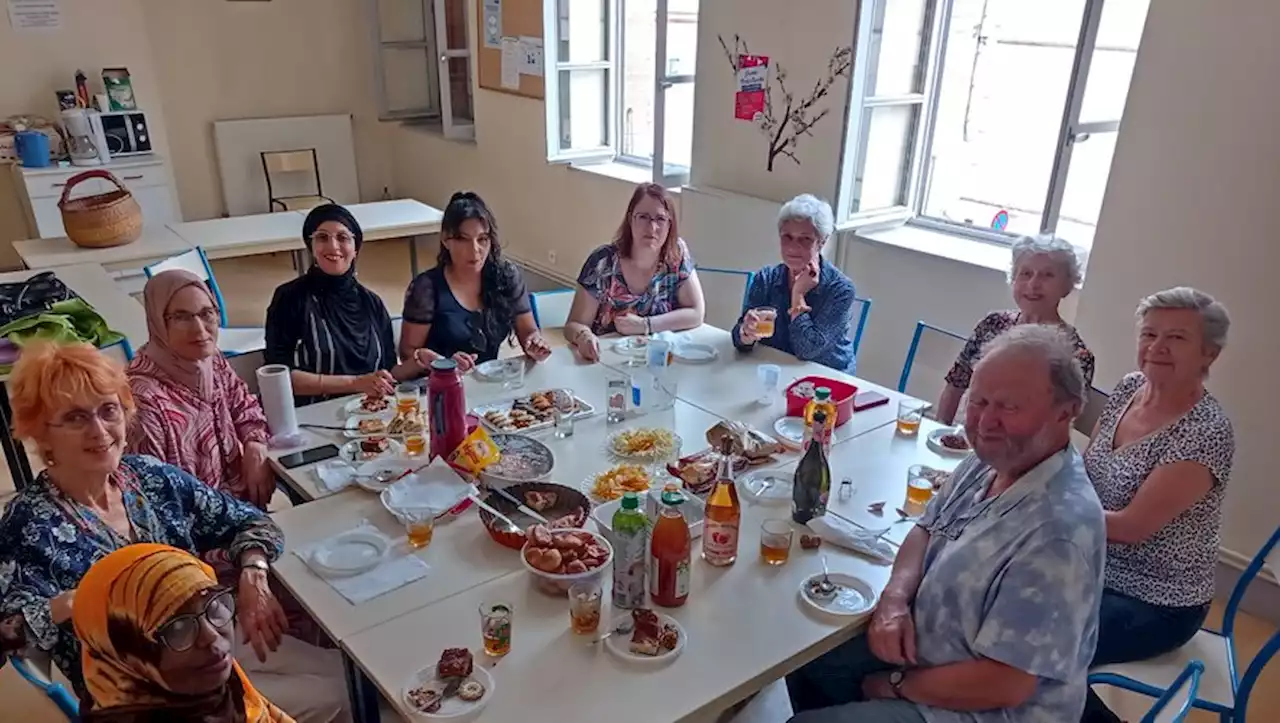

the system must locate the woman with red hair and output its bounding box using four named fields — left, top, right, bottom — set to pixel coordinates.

left=564, top=183, right=705, bottom=361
